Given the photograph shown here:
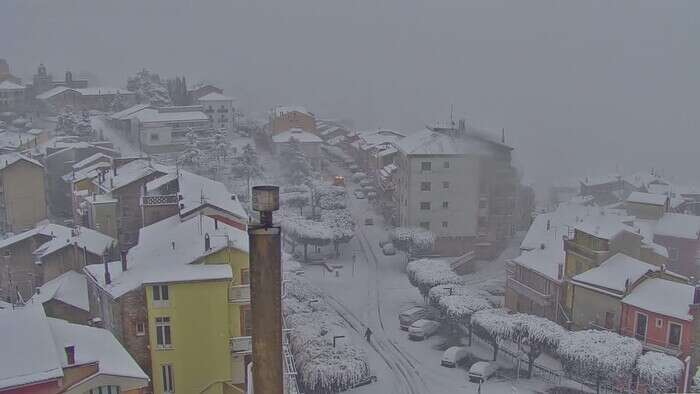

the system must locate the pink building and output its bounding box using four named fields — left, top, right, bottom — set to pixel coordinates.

left=653, top=213, right=700, bottom=277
